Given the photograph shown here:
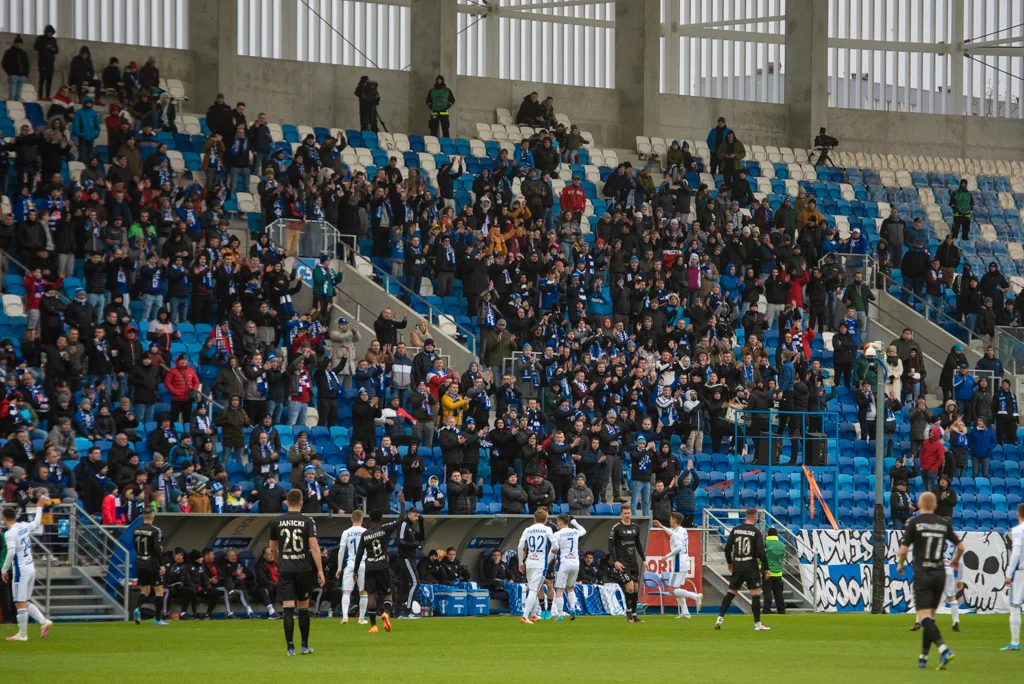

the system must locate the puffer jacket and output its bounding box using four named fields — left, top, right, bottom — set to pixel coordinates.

left=567, top=482, right=594, bottom=516
left=918, top=426, right=946, bottom=474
